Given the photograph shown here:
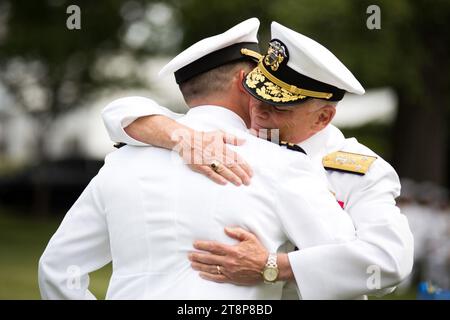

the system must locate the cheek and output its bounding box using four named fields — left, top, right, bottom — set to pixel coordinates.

left=278, top=114, right=311, bottom=136
left=277, top=114, right=298, bottom=130
left=251, top=112, right=277, bottom=128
